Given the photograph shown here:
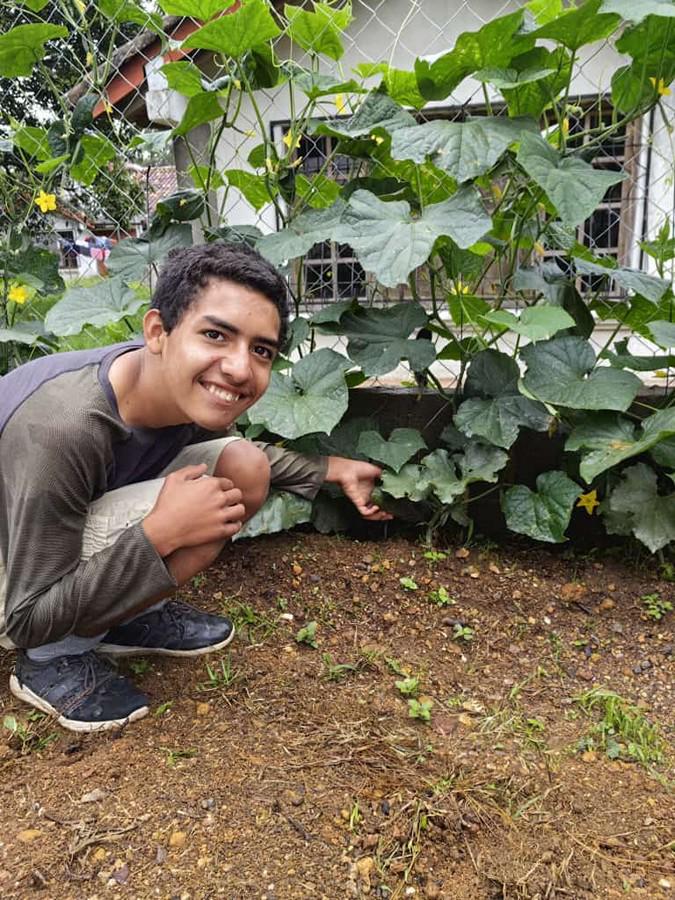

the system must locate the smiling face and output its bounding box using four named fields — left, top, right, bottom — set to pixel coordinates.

left=146, top=277, right=281, bottom=431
